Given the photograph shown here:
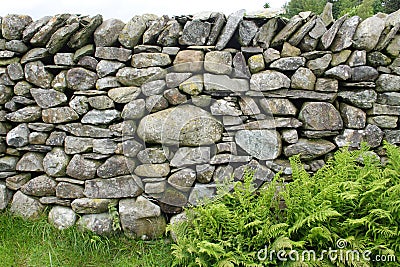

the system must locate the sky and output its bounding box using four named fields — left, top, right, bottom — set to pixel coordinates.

left=0, top=0, right=286, bottom=22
